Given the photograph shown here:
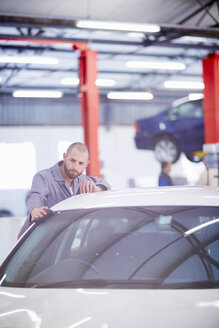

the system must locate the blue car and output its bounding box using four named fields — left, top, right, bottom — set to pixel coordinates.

left=134, top=98, right=204, bottom=163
